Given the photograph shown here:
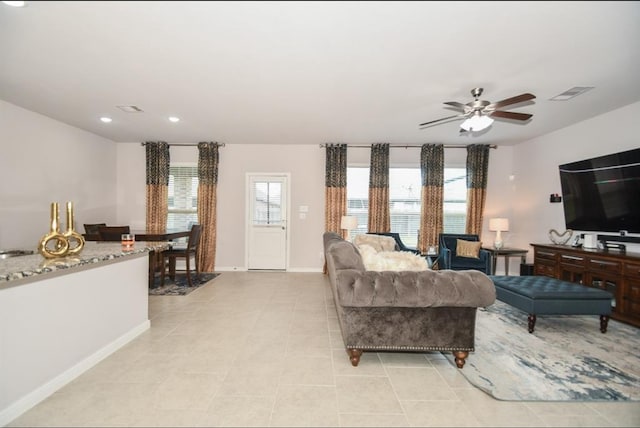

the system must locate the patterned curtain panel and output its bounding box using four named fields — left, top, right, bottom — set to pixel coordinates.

left=367, top=143, right=390, bottom=233
left=325, top=144, right=348, bottom=239
left=466, top=144, right=491, bottom=235
left=419, top=144, right=444, bottom=253
left=145, top=141, right=170, bottom=233
left=197, top=142, right=220, bottom=273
